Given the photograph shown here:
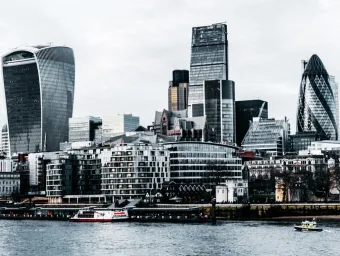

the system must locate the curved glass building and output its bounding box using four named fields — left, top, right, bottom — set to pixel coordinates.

left=163, top=141, right=242, bottom=189
left=297, top=54, right=338, bottom=140
left=2, top=45, right=75, bottom=155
